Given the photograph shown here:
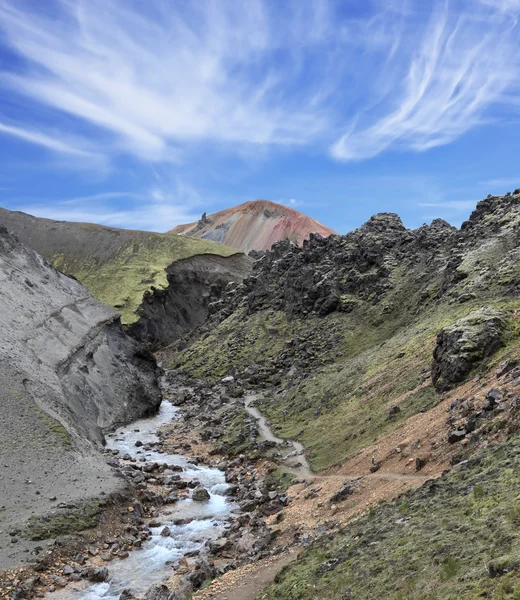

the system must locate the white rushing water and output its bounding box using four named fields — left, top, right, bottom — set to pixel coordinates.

left=52, top=401, right=236, bottom=599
